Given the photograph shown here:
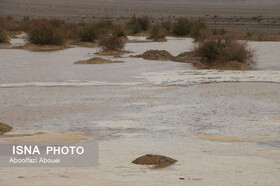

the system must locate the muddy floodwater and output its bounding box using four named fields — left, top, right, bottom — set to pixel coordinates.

left=0, top=37, right=280, bottom=185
